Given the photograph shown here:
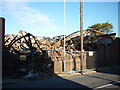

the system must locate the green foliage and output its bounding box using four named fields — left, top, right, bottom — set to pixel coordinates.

left=88, top=22, right=113, bottom=34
